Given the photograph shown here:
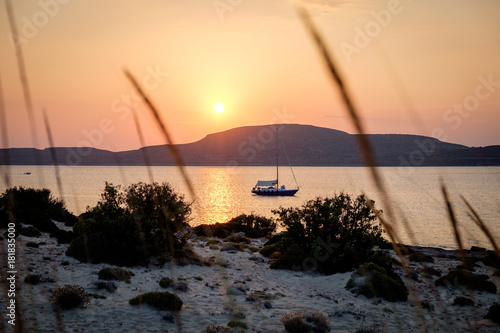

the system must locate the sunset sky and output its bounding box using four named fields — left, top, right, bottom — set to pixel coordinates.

left=1, top=0, right=499, bottom=151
